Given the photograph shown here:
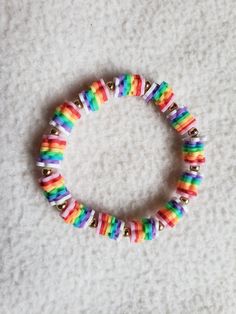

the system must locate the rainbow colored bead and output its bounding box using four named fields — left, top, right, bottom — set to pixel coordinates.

left=176, top=171, right=203, bottom=198
left=143, top=81, right=174, bottom=112
left=114, top=74, right=146, bottom=97
left=79, top=79, right=109, bottom=113
left=167, top=106, right=196, bottom=135
left=39, top=173, right=71, bottom=205
left=36, top=135, right=66, bottom=169
left=96, top=212, right=125, bottom=240
left=182, top=137, right=205, bottom=165
left=61, top=199, right=95, bottom=228
left=129, top=218, right=158, bottom=243
left=50, top=101, right=81, bottom=135
left=156, top=199, right=186, bottom=228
